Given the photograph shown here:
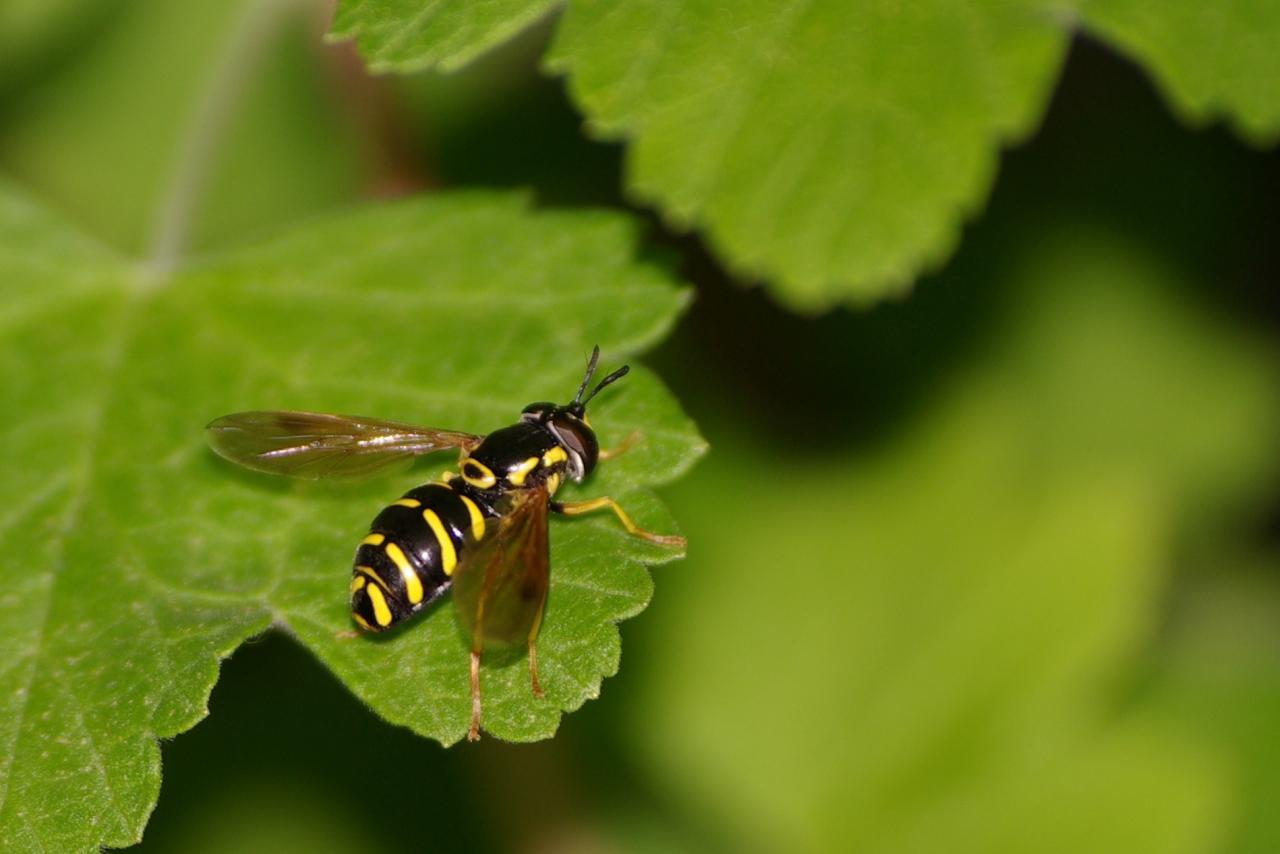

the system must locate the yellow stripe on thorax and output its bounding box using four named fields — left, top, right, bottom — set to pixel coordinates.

left=507, top=456, right=540, bottom=487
